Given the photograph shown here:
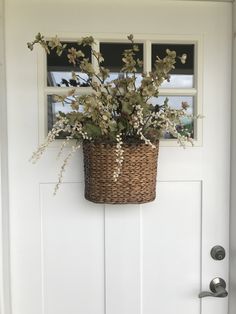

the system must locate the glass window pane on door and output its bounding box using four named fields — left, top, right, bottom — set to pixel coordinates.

left=47, top=42, right=91, bottom=87
left=47, top=95, right=81, bottom=138
left=149, top=96, right=194, bottom=139
left=152, top=44, right=194, bottom=88
left=100, top=42, right=143, bottom=87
